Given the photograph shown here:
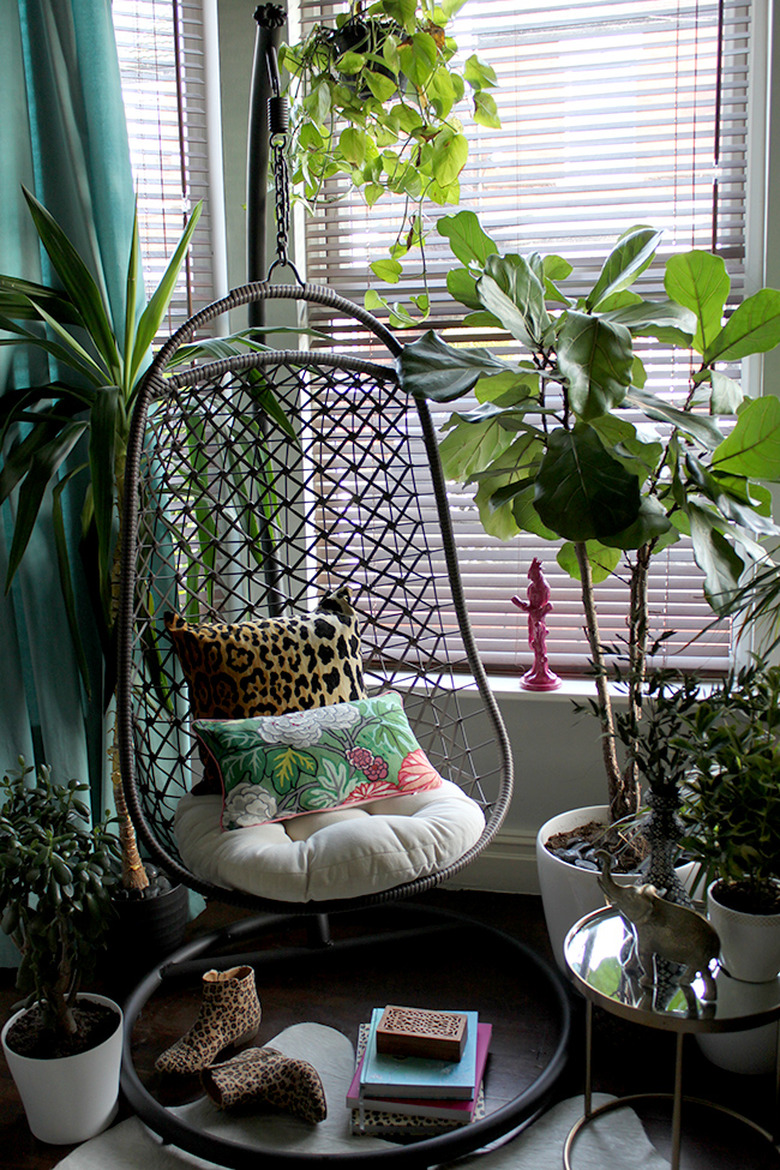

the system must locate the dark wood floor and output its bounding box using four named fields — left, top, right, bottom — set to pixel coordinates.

left=2, top=888, right=779, bottom=1169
